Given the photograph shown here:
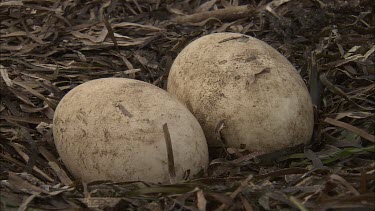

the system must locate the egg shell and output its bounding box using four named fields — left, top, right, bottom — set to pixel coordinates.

left=53, top=78, right=209, bottom=183
left=167, top=33, right=314, bottom=153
